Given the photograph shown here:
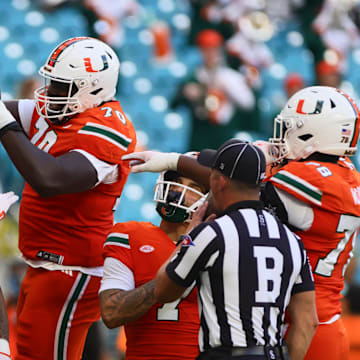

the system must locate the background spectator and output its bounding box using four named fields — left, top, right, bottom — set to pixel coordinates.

left=315, top=60, right=342, bottom=87
left=171, top=29, right=256, bottom=151
left=284, top=72, right=305, bottom=98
